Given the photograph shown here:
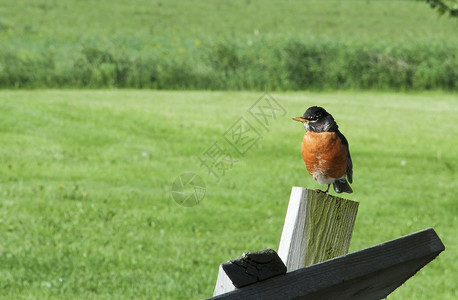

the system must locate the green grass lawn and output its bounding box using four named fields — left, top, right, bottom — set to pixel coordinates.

left=1, top=0, right=456, bottom=43
left=0, top=90, right=456, bottom=299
